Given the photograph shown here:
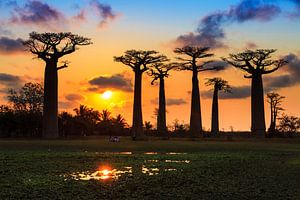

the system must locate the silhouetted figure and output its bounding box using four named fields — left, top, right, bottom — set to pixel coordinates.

left=267, top=92, right=285, bottom=136
left=205, top=78, right=231, bottom=135
left=148, top=63, right=175, bottom=139
left=174, top=46, right=216, bottom=138
left=223, top=49, right=287, bottom=136
left=114, top=50, right=168, bottom=140
left=23, top=32, right=92, bottom=138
